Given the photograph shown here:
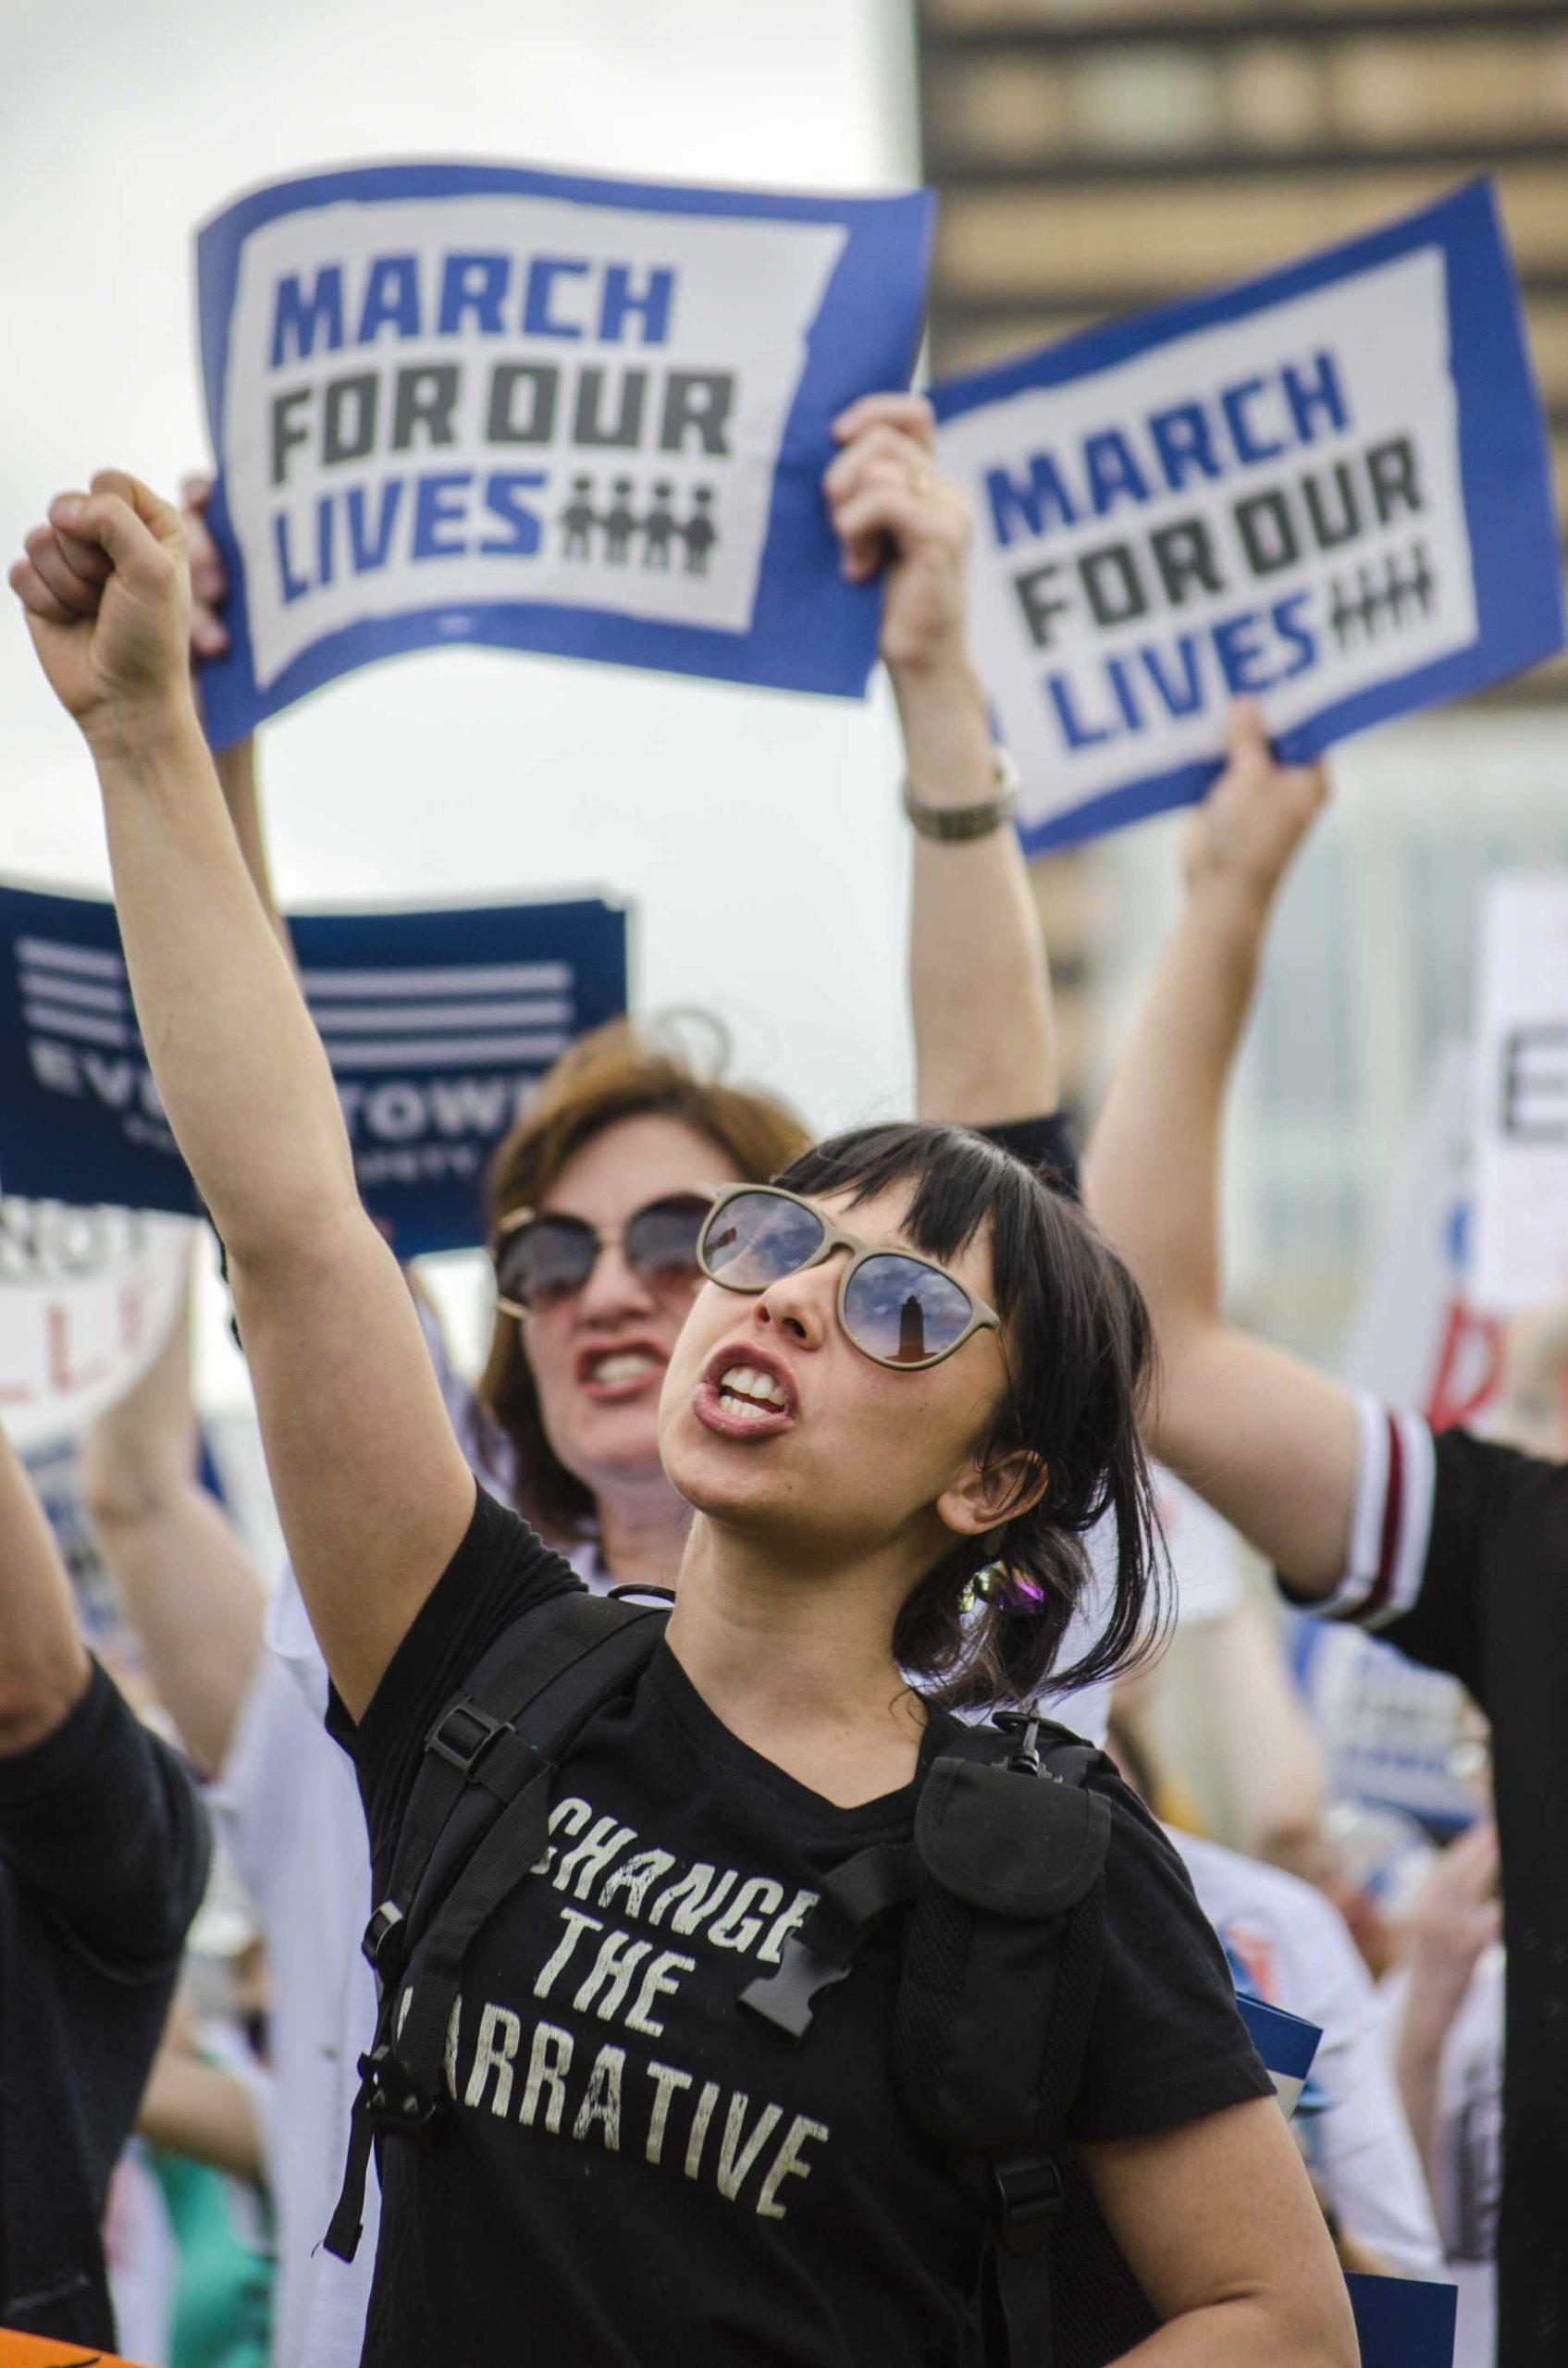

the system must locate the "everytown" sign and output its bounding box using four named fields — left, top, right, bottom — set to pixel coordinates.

left=194, top=159, right=932, bottom=741
left=0, top=880, right=628, bottom=1254
left=933, top=182, right=1562, bottom=850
